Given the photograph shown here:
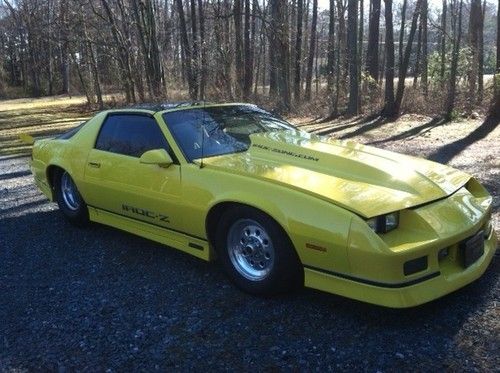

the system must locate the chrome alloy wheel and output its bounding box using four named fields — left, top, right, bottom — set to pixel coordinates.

left=227, top=219, right=275, bottom=281
left=61, top=172, right=80, bottom=211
